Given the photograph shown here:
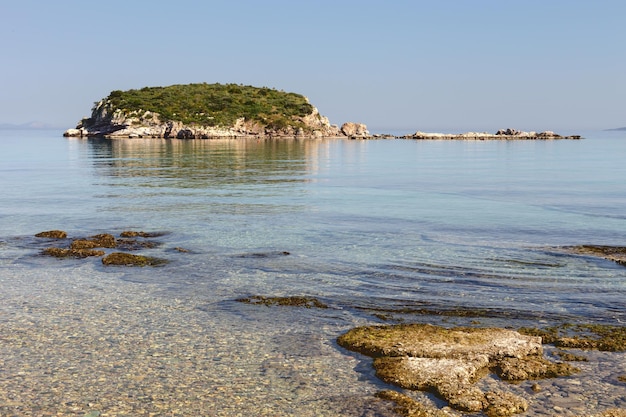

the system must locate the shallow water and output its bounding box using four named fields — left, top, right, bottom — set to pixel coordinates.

left=1, top=130, right=625, bottom=415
